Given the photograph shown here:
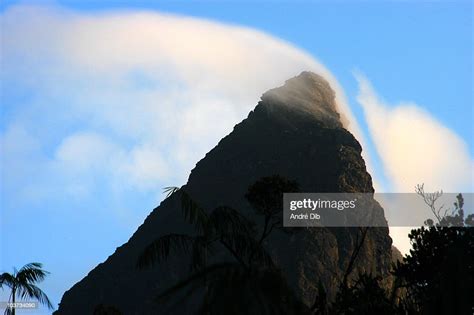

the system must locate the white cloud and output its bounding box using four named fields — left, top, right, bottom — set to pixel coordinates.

left=123, top=144, right=170, bottom=189
left=3, top=5, right=470, bottom=257
left=3, top=3, right=469, bottom=262
left=55, top=132, right=121, bottom=173
left=0, top=5, right=367, bottom=206
left=355, top=73, right=473, bottom=193
left=0, top=123, right=52, bottom=204
left=355, top=72, right=473, bottom=255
